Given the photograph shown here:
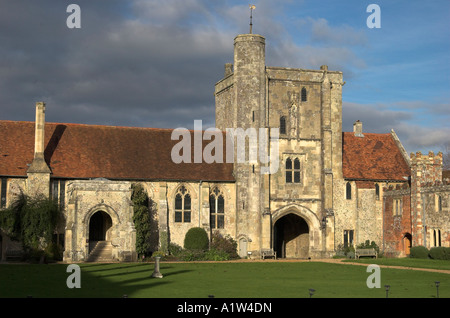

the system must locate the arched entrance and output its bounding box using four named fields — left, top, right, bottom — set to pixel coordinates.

left=402, top=233, right=412, bottom=256
left=88, top=211, right=112, bottom=252
left=274, top=213, right=309, bottom=258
